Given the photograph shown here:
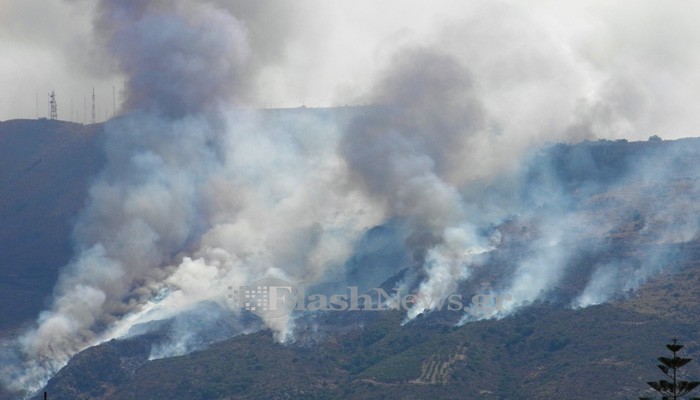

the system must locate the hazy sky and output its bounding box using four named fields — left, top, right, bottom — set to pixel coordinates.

left=1, top=0, right=700, bottom=139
